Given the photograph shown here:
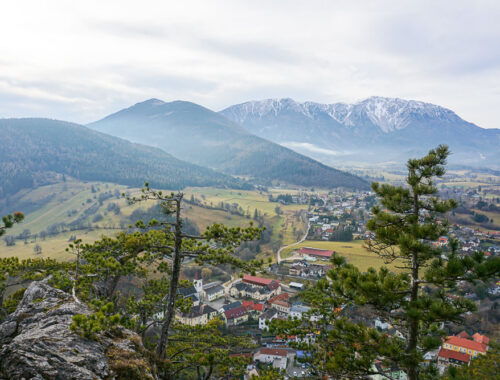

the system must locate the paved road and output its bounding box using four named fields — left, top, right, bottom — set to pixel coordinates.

left=277, top=217, right=310, bottom=264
